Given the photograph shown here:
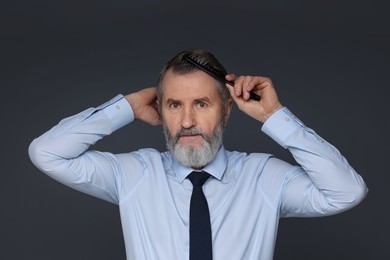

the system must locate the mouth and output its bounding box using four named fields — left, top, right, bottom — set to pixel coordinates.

left=178, top=134, right=203, bottom=146
left=180, top=134, right=201, bottom=137
left=179, top=134, right=202, bottom=139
